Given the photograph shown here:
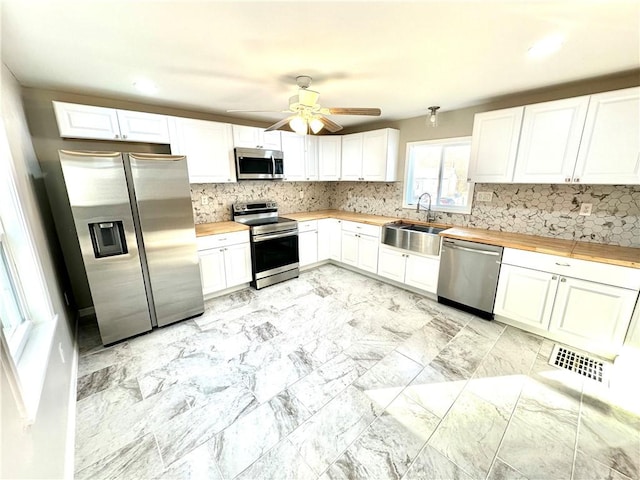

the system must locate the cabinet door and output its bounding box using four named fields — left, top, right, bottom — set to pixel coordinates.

left=513, top=96, right=590, bottom=183
left=199, top=249, right=226, bottom=294
left=573, top=87, right=640, bottom=185
left=305, top=136, right=319, bottom=181
left=468, top=107, right=524, bottom=183
left=361, top=129, right=388, bottom=181
left=170, top=118, right=235, bottom=183
left=298, top=230, right=318, bottom=267
left=318, top=136, right=342, bottom=180
left=281, top=132, right=306, bottom=181
left=494, top=265, right=557, bottom=329
left=341, top=231, right=359, bottom=267
left=378, top=246, right=406, bottom=282
left=262, top=131, right=282, bottom=150
left=116, top=110, right=170, bottom=144
left=317, top=218, right=340, bottom=261
left=223, top=243, right=252, bottom=288
left=357, top=234, right=379, bottom=273
left=232, top=125, right=262, bottom=148
left=549, top=277, right=637, bottom=351
left=405, top=254, right=439, bottom=293
left=341, top=133, right=364, bottom=180
left=52, top=101, right=120, bottom=140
